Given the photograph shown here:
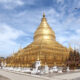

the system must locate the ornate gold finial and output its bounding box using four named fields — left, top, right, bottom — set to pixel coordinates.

left=69, top=43, right=71, bottom=48
left=69, top=43, right=73, bottom=51
left=43, top=12, right=45, bottom=17
left=69, top=43, right=72, bottom=49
